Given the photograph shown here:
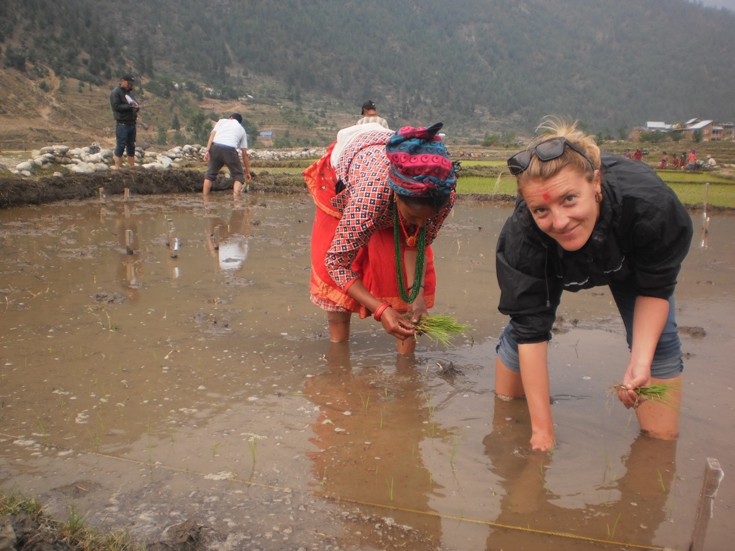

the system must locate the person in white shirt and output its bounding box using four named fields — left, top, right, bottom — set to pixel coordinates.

left=202, top=113, right=251, bottom=197
left=356, top=100, right=389, bottom=129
